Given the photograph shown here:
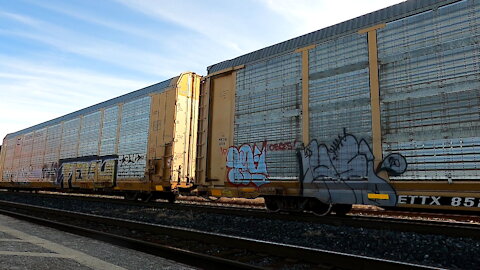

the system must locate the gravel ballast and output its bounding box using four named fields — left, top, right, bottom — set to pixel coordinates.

left=0, top=193, right=478, bottom=269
